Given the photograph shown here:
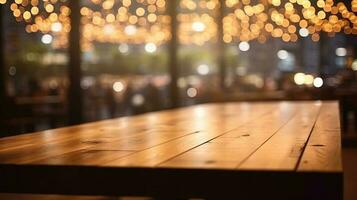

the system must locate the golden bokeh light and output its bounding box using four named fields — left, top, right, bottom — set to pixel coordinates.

left=2, top=0, right=357, bottom=49
left=224, top=0, right=357, bottom=43
left=80, top=0, right=171, bottom=51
